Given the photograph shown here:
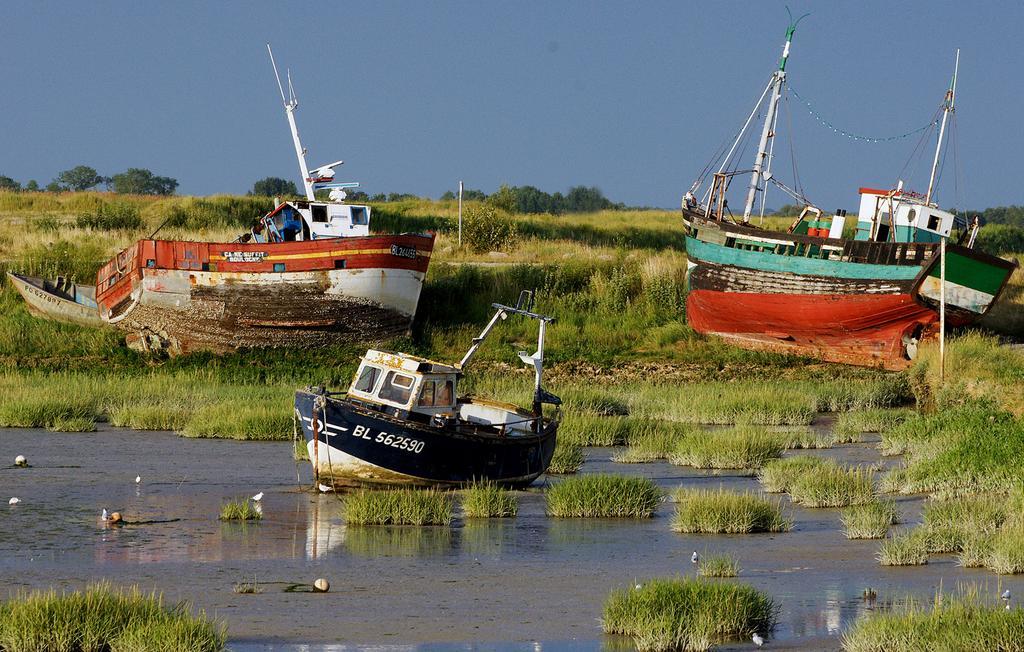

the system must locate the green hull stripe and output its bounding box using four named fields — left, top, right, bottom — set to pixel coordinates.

left=687, top=237, right=921, bottom=281
left=928, top=250, right=1010, bottom=296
